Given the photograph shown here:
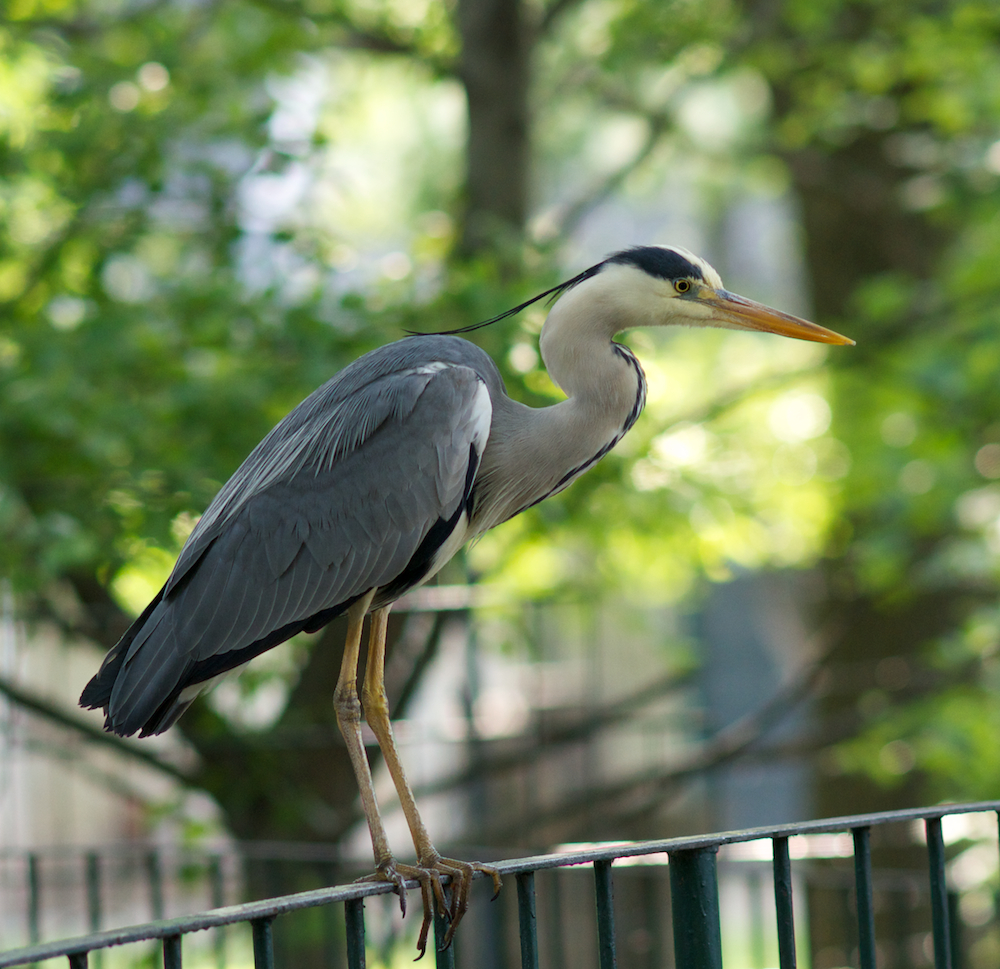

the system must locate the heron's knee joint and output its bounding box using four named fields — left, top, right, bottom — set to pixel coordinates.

left=333, top=688, right=362, bottom=725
